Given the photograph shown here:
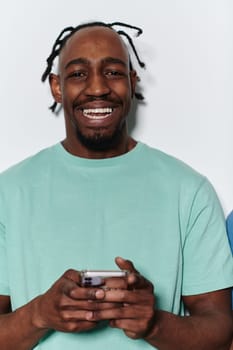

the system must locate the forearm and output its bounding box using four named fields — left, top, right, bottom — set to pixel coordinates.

left=0, top=297, right=49, bottom=350
left=145, top=309, right=233, bottom=350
